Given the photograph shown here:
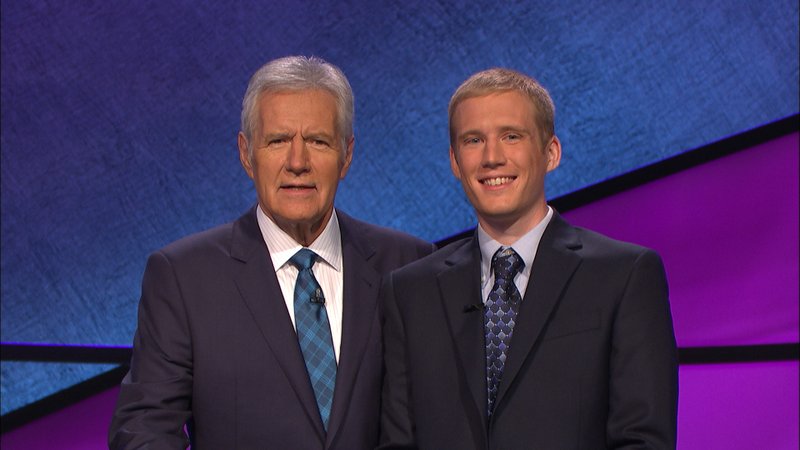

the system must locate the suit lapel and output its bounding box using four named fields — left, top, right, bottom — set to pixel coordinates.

left=437, top=235, right=488, bottom=429
left=325, top=213, right=381, bottom=447
left=494, top=214, right=583, bottom=412
left=230, top=208, right=326, bottom=440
